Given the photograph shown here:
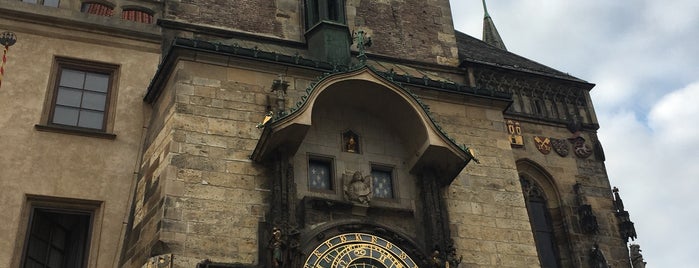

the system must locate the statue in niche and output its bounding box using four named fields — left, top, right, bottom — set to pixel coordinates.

left=590, top=244, right=609, bottom=268
left=430, top=249, right=445, bottom=268
left=630, top=244, right=646, bottom=268
left=268, top=227, right=285, bottom=267
left=342, top=130, right=360, bottom=153
left=343, top=171, right=372, bottom=205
